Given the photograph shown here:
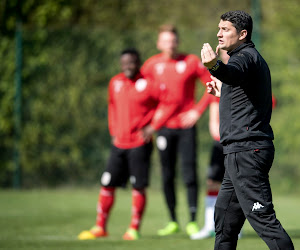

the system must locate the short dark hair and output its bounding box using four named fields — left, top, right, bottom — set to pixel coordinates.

left=121, top=48, right=141, bottom=62
left=159, top=24, right=178, bottom=37
left=221, top=10, right=253, bottom=42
